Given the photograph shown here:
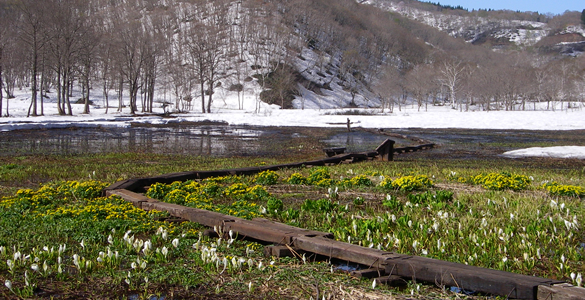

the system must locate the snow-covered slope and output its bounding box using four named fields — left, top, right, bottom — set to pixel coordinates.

left=361, top=0, right=584, bottom=54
